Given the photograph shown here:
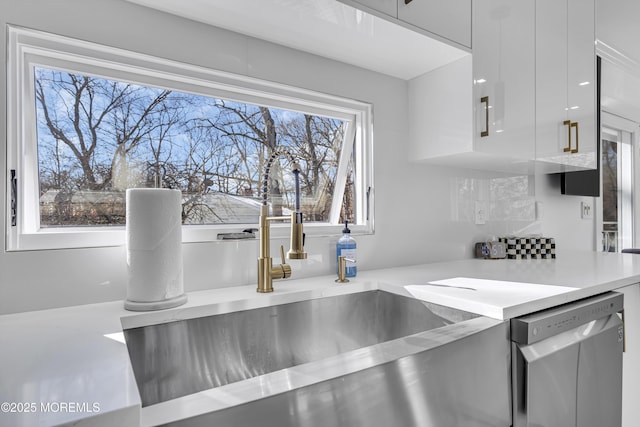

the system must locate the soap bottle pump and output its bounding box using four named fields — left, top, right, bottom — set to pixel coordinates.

left=336, top=220, right=357, bottom=277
